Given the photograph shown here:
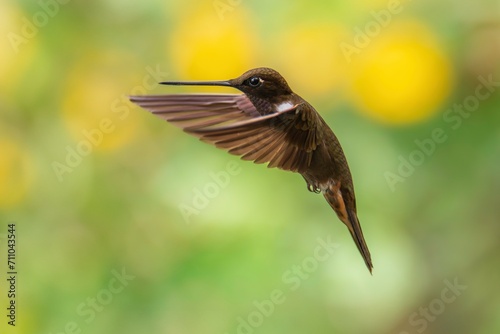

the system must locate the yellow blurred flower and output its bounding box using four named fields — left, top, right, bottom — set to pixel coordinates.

left=168, top=4, right=258, bottom=81
left=348, top=20, right=453, bottom=125
left=0, top=3, right=37, bottom=97
left=275, top=23, right=350, bottom=99
left=0, top=138, right=35, bottom=208
left=61, top=50, right=145, bottom=152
